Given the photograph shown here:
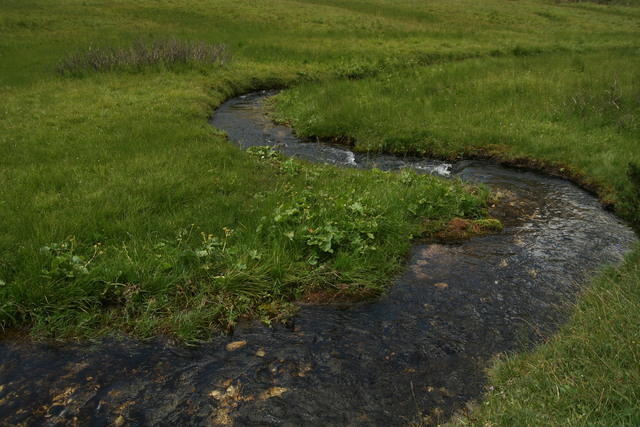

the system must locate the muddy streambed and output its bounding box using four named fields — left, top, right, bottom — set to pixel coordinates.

left=0, top=91, right=636, bottom=425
